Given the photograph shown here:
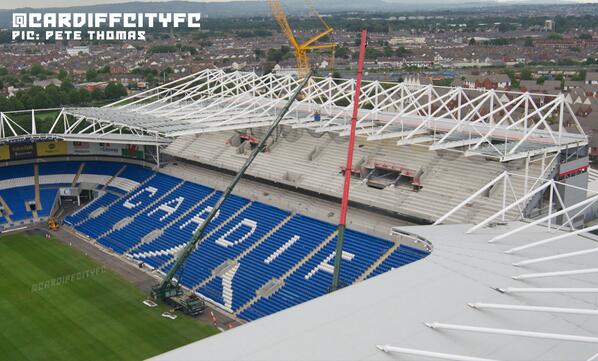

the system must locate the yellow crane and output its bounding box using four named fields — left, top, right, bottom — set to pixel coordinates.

left=267, top=0, right=336, bottom=79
